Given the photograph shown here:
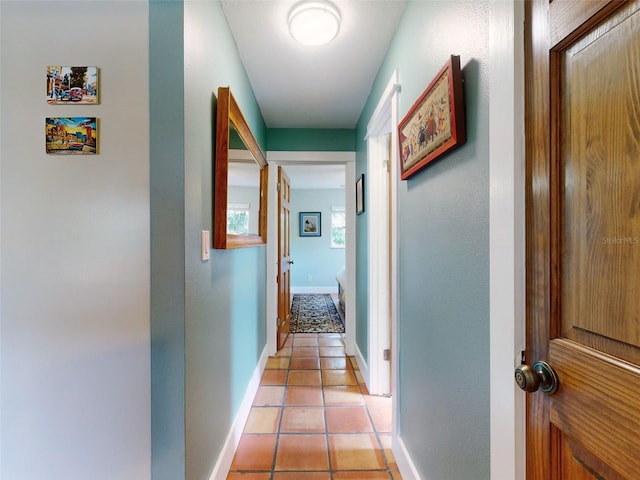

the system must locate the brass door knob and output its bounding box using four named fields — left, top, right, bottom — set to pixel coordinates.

left=515, top=361, right=559, bottom=394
